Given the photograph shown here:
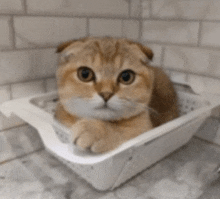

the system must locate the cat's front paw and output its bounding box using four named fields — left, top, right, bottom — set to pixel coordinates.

left=71, top=120, right=123, bottom=153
